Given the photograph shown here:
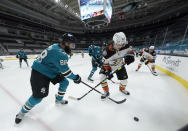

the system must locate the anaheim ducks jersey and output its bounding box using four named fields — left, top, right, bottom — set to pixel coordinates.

left=103, top=44, right=133, bottom=71
left=142, top=49, right=156, bottom=60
